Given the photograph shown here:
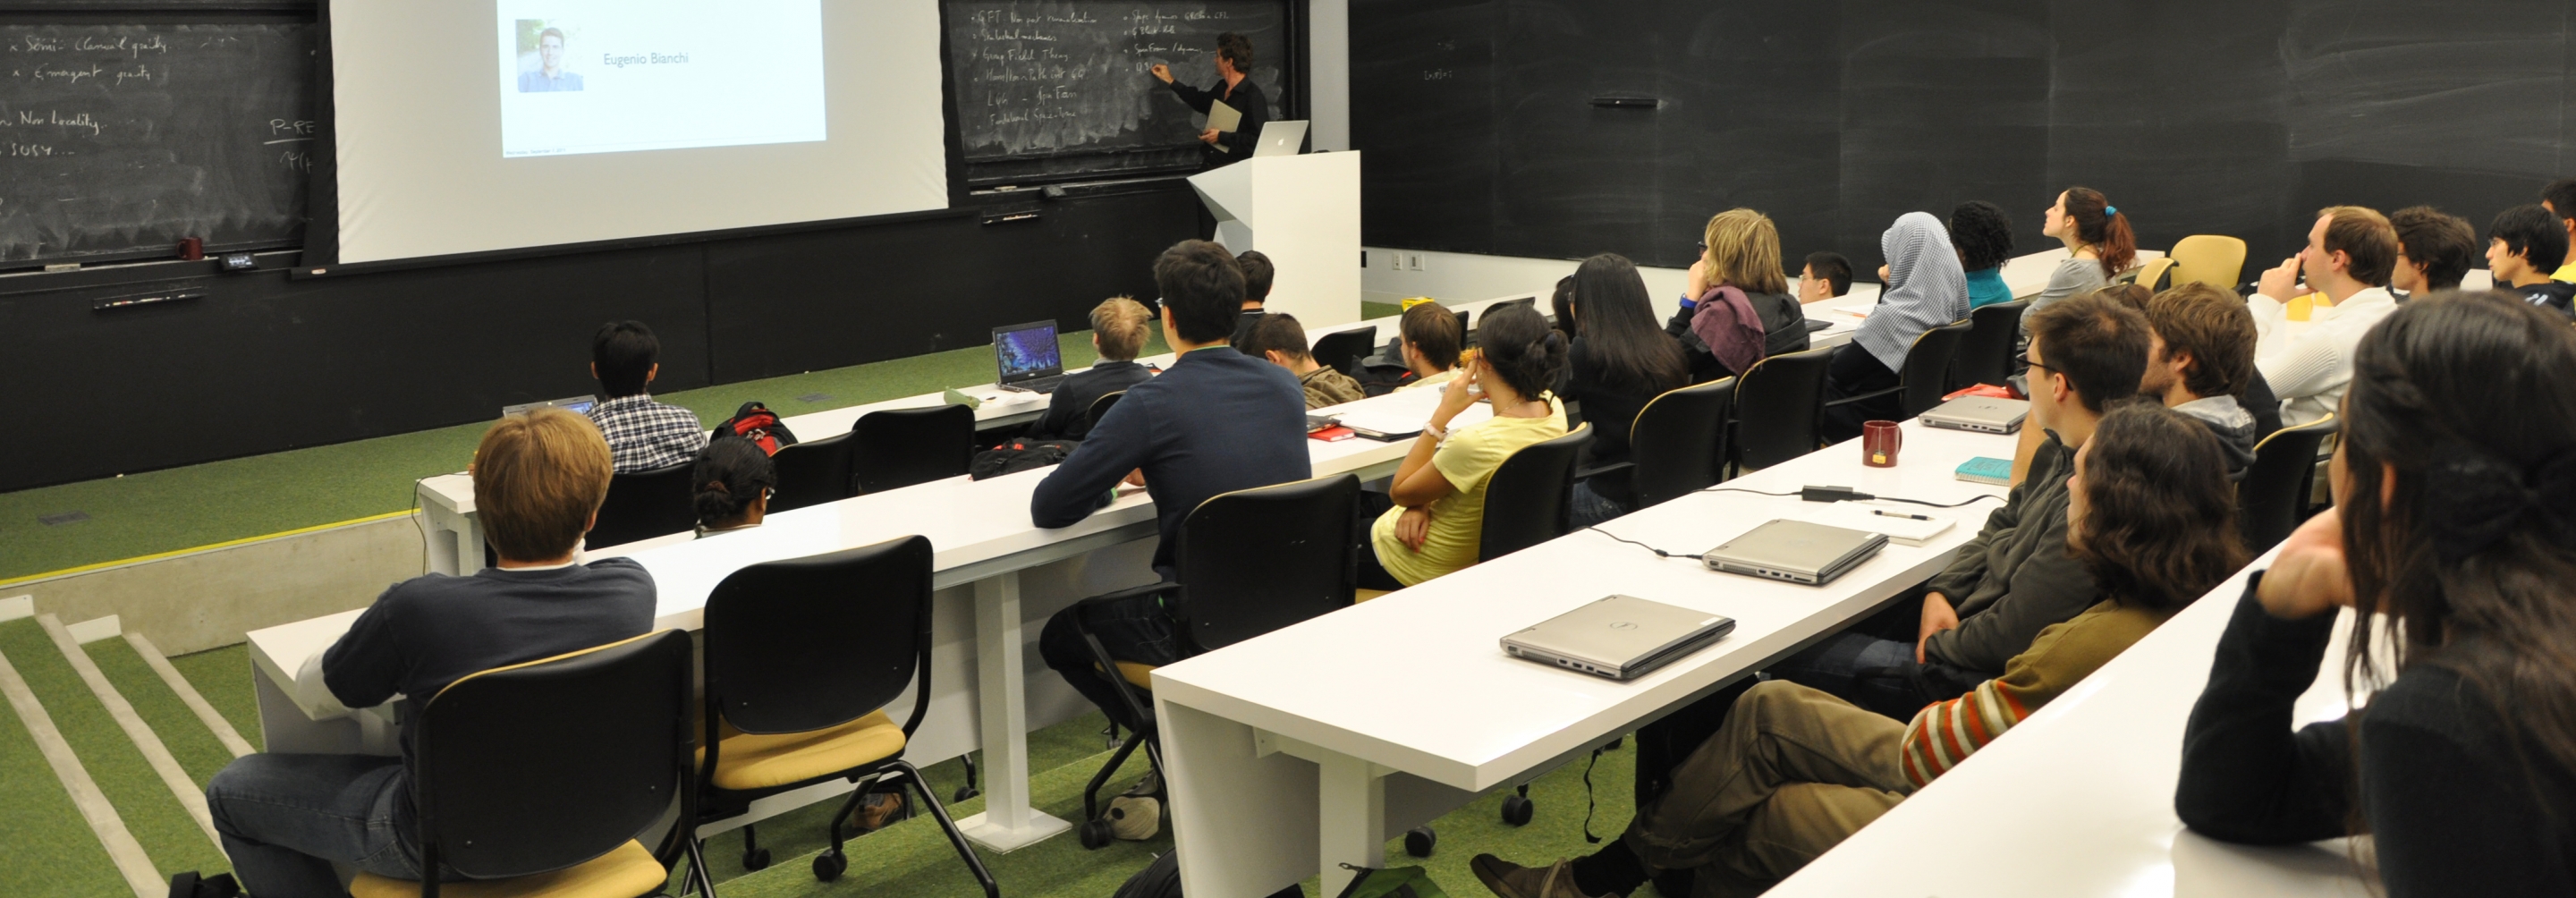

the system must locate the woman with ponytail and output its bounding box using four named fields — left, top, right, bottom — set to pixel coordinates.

left=2014, top=187, right=2137, bottom=390
left=1359, top=304, right=1571, bottom=588
left=2178, top=292, right=2576, bottom=895
left=690, top=436, right=776, bottom=537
